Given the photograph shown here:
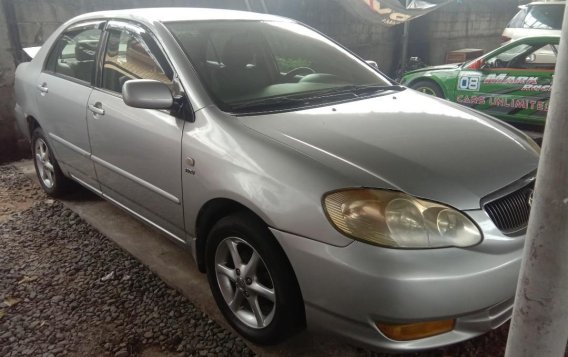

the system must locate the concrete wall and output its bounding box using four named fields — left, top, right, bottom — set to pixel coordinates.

left=0, top=0, right=522, bottom=163
left=409, top=0, right=521, bottom=65
left=0, top=1, right=19, bottom=162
